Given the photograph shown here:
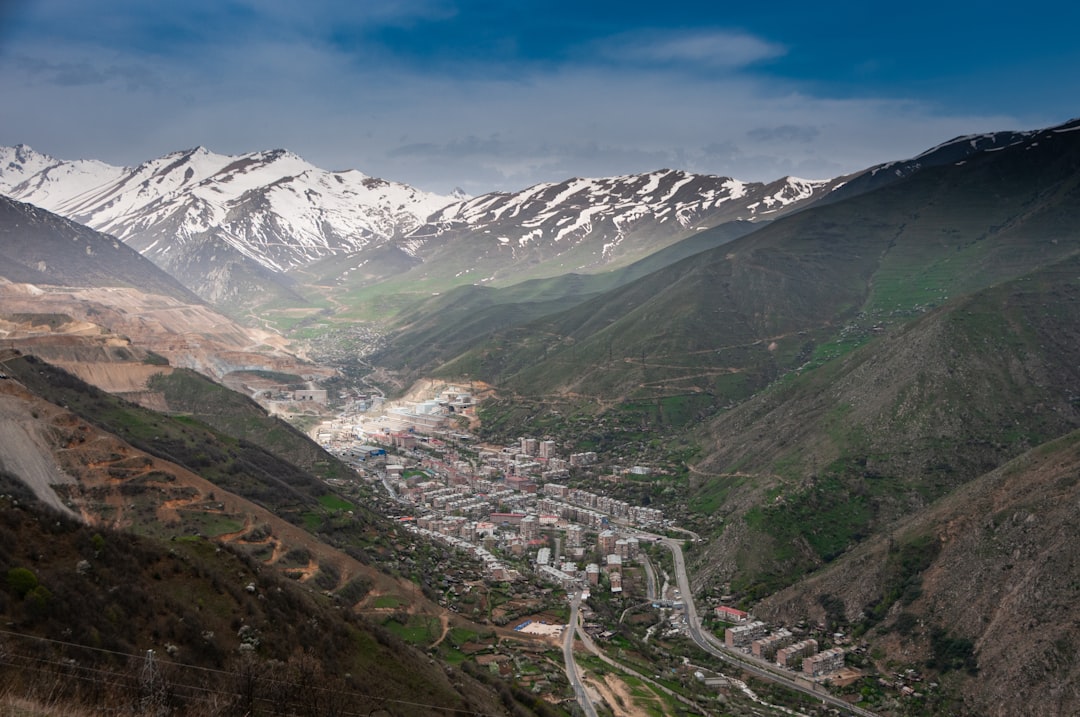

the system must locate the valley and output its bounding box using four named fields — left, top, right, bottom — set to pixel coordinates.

left=1, top=116, right=1080, bottom=716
